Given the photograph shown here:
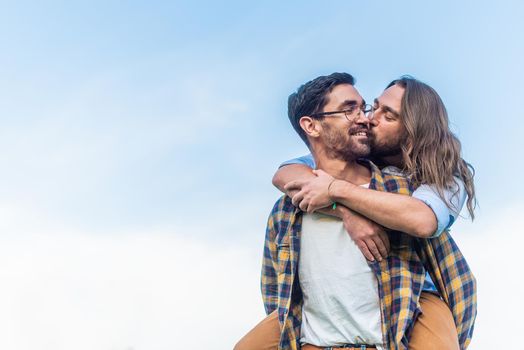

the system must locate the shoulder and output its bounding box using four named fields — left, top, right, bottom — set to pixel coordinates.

left=267, top=195, right=297, bottom=243
left=279, top=153, right=315, bottom=169
left=269, top=195, right=294, bottom=218
left=360, top=159, right=414, bottom=194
